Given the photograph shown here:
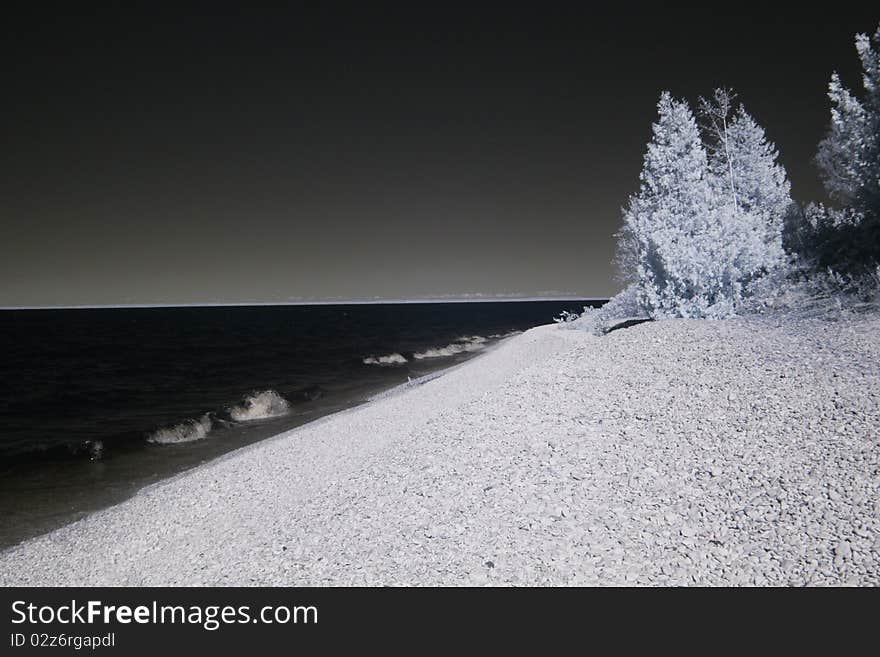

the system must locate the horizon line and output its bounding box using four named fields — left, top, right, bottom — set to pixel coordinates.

left=0, top=296, right=607, bottom=311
